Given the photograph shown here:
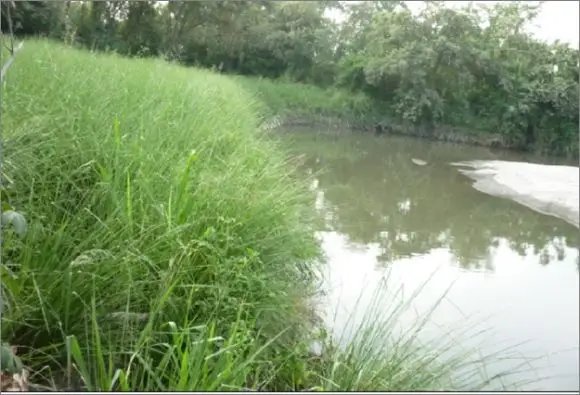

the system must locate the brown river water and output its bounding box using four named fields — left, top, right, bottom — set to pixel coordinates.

left=281, top=128, right=579, bottom=391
